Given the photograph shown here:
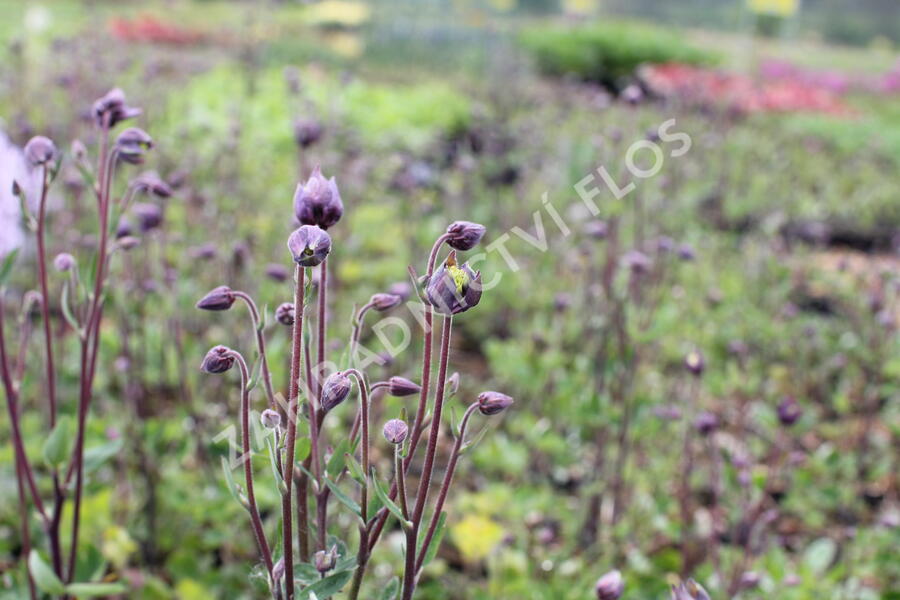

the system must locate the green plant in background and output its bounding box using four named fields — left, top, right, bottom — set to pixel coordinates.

left=519, top=20, right=718, bottom=89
